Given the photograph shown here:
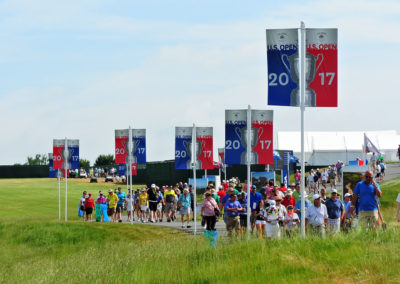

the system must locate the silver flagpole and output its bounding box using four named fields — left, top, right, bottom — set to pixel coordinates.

left=65, top=138, right=68, bottom=222
left=246, top=105, right=251, bottom=239
left=58, top=169, right=61, bottom=220
left=192, top=124, right=197, bottom=236
left=300, top=21, right=306, bottom=238
left=129, top=127, right=133, bottom=225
